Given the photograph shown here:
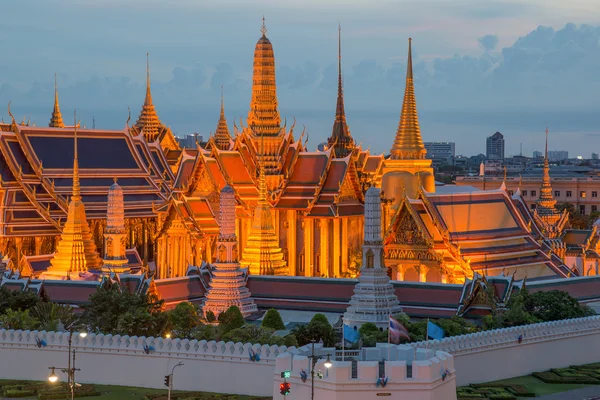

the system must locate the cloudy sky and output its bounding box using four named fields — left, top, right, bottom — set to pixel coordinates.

left=1, top=0, right=600, bottom=157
